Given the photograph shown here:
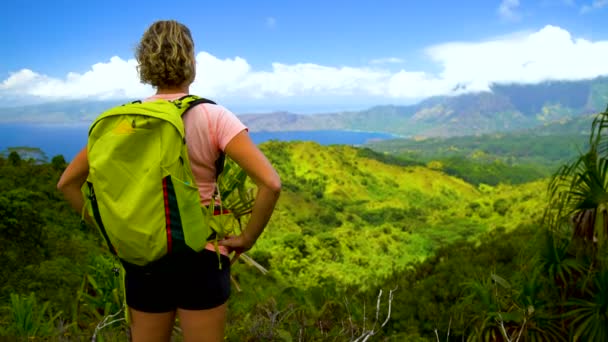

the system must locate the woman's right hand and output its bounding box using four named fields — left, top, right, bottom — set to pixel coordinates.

left=218, top=234, right=256, bottom=256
